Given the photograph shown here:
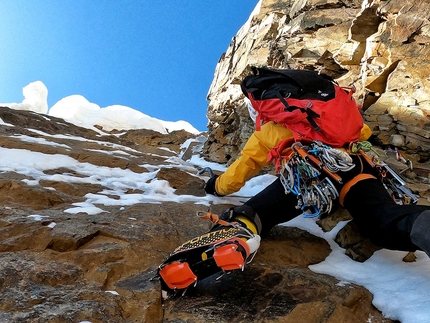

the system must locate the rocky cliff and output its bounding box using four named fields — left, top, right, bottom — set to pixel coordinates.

left=0, top=106, right=402, bottom=322
left=204, top=0, right=430, bottom=165
left=2, top=1, right=430, bottom=321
